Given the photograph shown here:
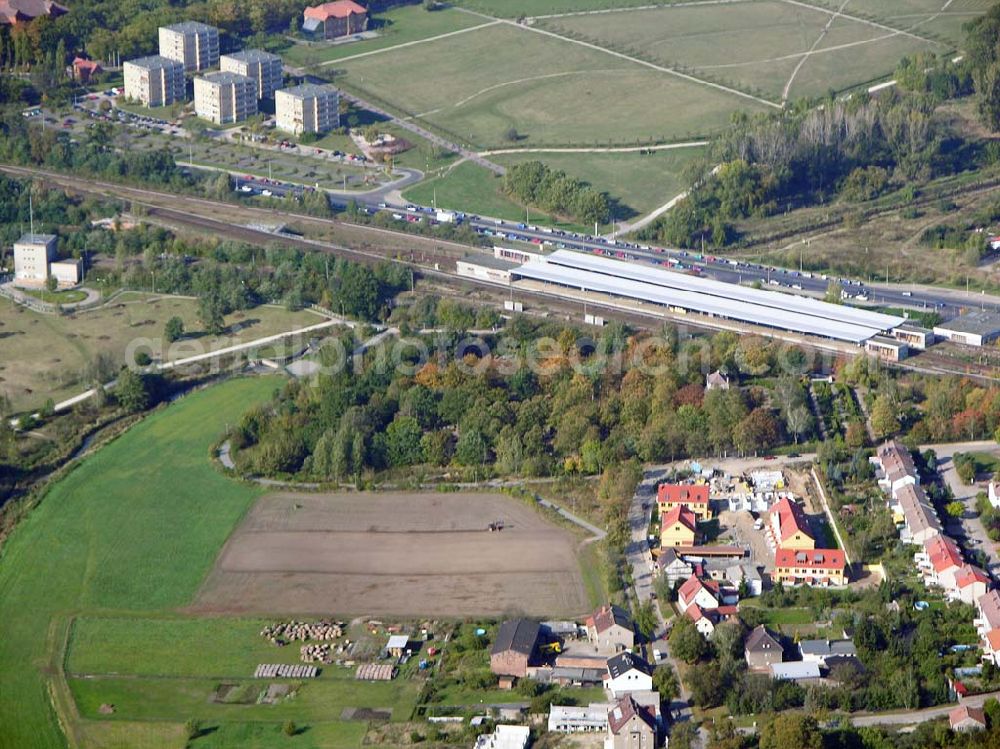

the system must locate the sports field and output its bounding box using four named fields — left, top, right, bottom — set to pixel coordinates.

left=539, top=1, right=944, bottom=100
left=0, top=293, right=324, bottom=411
left=334, top=24, right=767, bottom=148
left=191, top=490, right=590, bottom=618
